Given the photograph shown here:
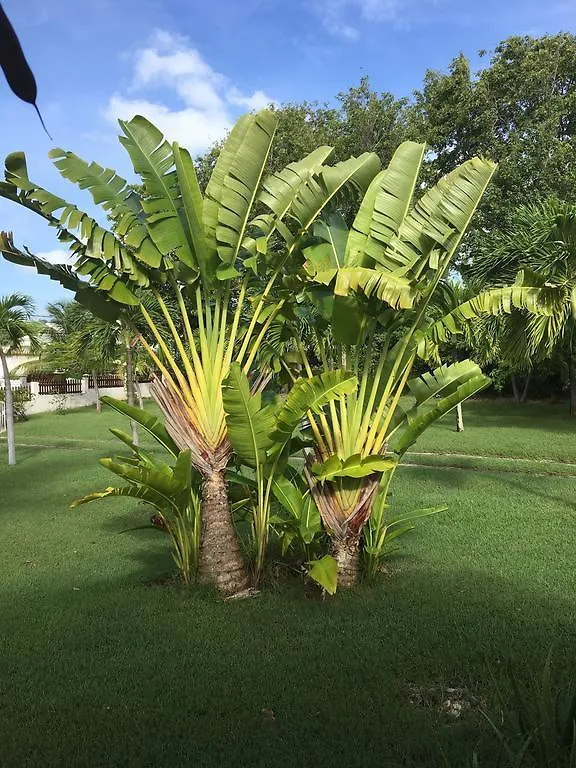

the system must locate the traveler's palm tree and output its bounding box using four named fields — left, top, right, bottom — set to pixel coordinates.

left=0, top=293, right=40, bottom=465
left=0, top=110, right=379, bottom=593
left=288, top=143, right=561, bottom=583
